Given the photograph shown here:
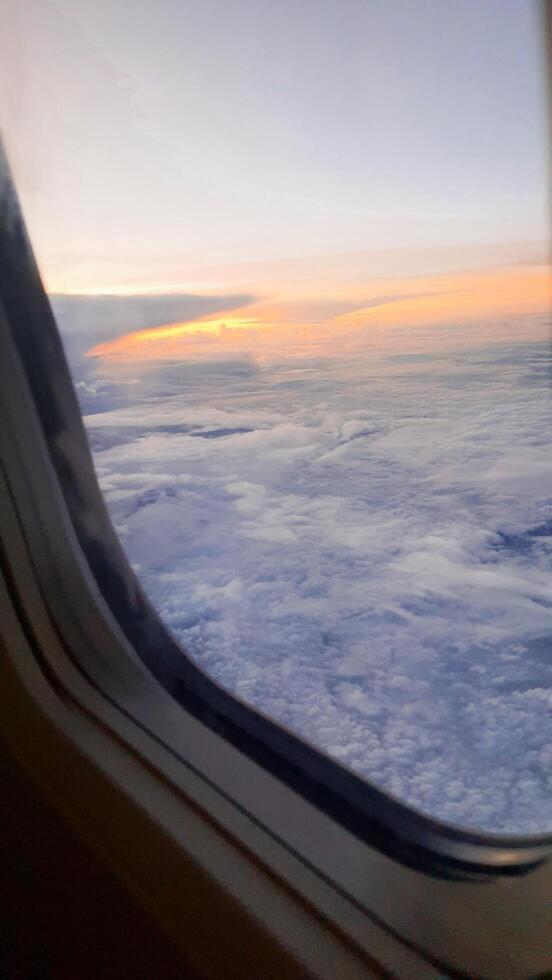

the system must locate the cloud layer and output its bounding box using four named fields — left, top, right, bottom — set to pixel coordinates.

left=62, top=302, right=552, bottom=835
left=51, top=291, right=256, bottom=362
